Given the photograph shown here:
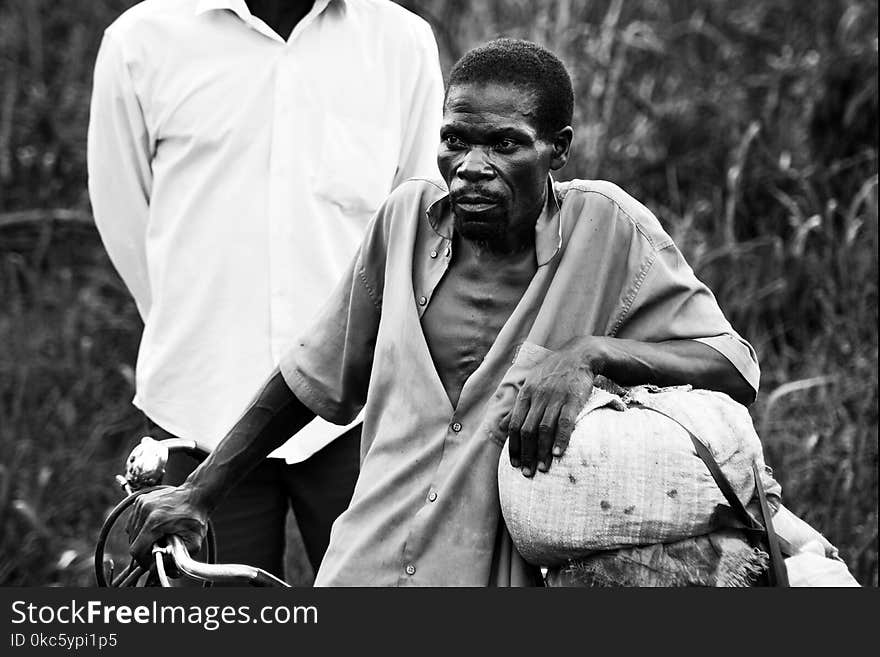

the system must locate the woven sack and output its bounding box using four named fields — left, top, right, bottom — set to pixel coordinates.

left=497, top=384, right=776, bottom=567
